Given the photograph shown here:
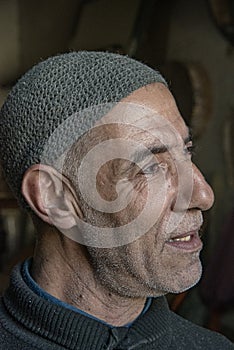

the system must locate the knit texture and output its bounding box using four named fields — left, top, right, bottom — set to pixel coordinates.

left=0, top=51, right=166, bottom=207
left=0, top=264, right=233, bottom=350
